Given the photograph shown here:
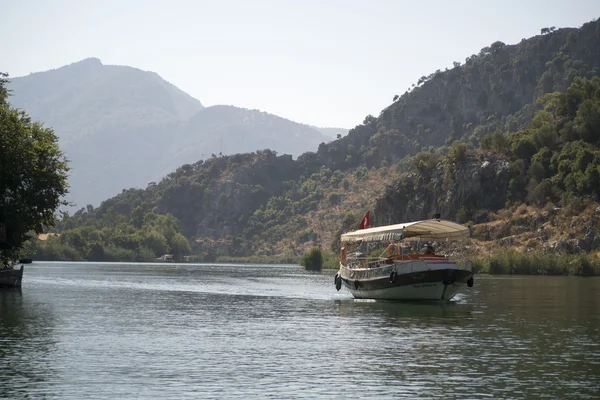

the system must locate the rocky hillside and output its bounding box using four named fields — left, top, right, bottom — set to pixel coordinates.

left=7, top=59, right=332, bottom=209
left=302, top=19, right=600, bottom=172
